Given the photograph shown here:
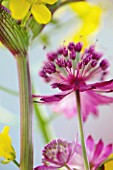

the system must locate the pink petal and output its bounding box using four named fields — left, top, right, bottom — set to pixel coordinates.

left=68, top=145, right=83, bottom=169
left=56, top=152, right=67, bottom=164
left=99, top=144, right=112, bottom=164
left=51, top=83, right=73, bottom=91
left=81, top=90, right=113, bottom=121
left=92, top=139, right=104, bottom=161
left=33, top=90, right=73, bottom=103
left=34, top=165, right=58, bottom=170
left=51, top=92, right=77, bottom=118
left=84, top=79, right=113, bottom=92
left=86, top=136, right=94, bottom=151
